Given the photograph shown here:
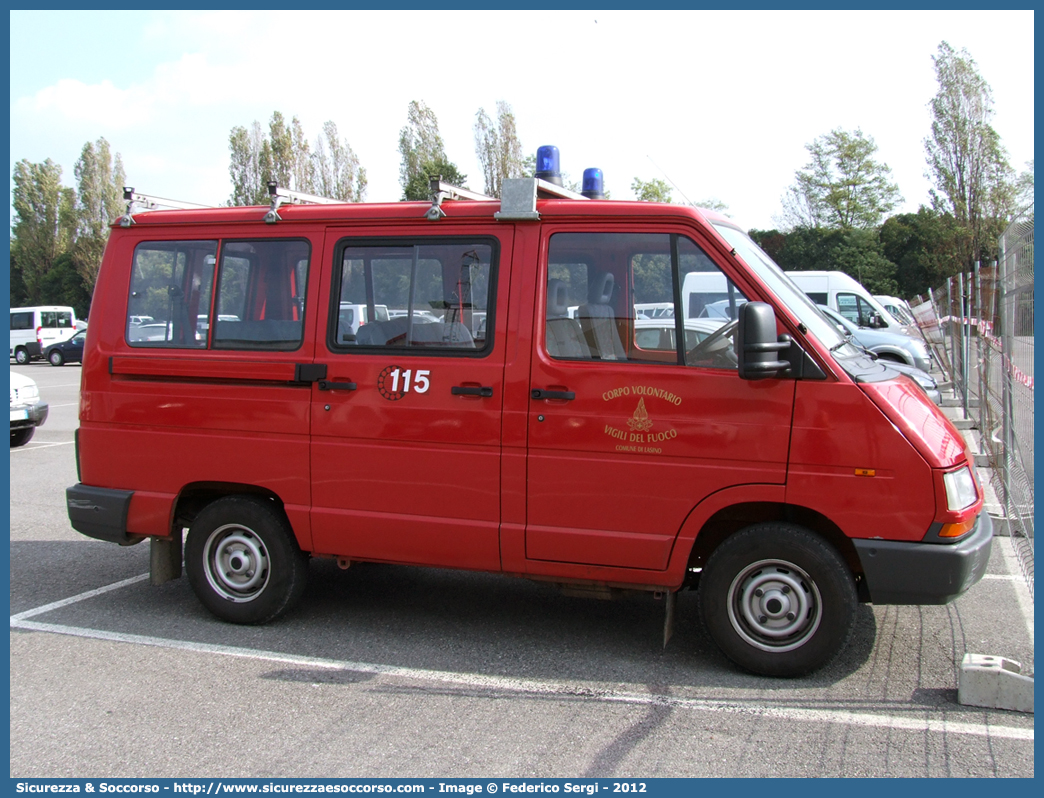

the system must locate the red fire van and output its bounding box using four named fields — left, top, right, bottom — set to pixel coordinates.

left=67, top=151, right=991, bottom=676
